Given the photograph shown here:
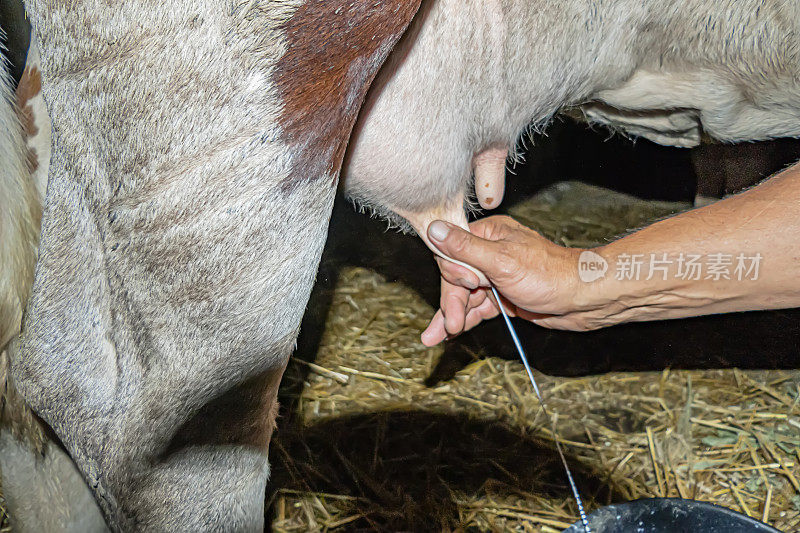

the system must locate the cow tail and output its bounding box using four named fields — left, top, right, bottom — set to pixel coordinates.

left=0, top=33, right=40, bottom=351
